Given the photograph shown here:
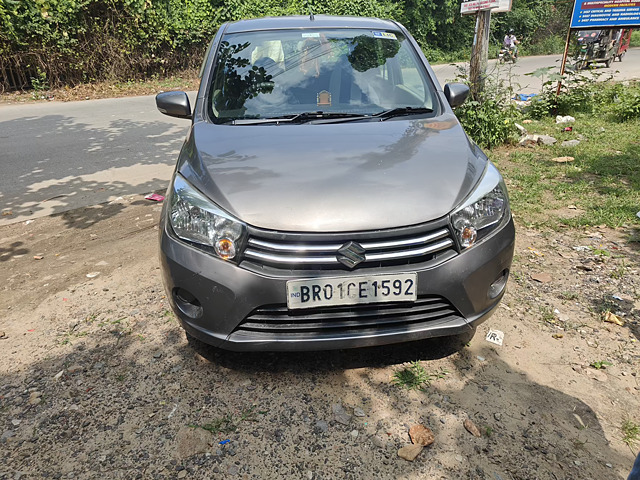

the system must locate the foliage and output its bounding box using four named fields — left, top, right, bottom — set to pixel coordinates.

left=453, top=65, right=521, bottom=148
left=490, top=0, right=571, bottom=53
left=621, top=419, right=640, bottom=448
left=589, top=360, right=612, bottom=370
left=612, top=86, right=640, bottom=122
left=524, top=66, right=640, bottom=122
left=0, top=0, right=580, bottom=90
left=392, top=361, right=447, bottom=391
